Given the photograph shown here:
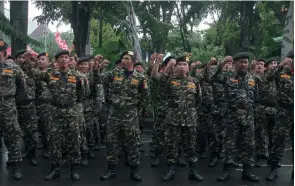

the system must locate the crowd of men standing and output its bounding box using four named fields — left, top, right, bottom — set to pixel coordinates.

left=0, top=38, right=293, bottom=183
